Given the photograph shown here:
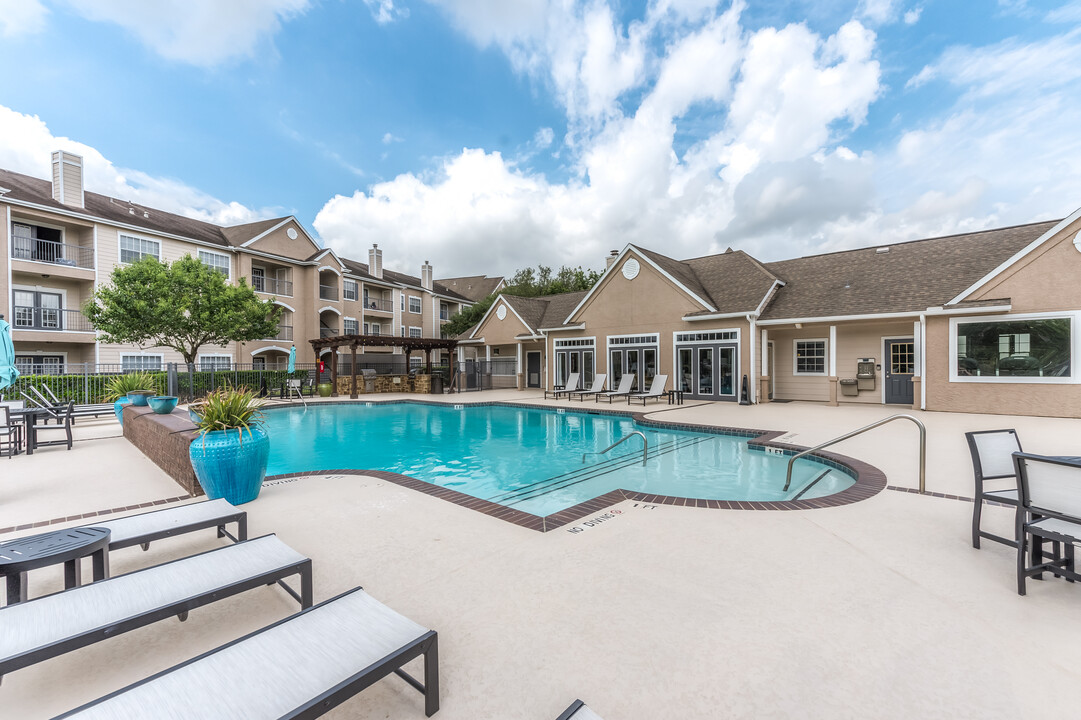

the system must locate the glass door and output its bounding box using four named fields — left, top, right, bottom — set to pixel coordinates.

left=610, top=350, right=623, bottom=390
left=582, top=351, right=594, bottom=388
left=679, top=348, right=693, bottom=392
left=698, top=347, right=714, bottom=395
left=718, top=347, right=735, bottom=396
left=568, top=352, right=580, bottom=388
left=643, top=349, right=657, bottom=389
left=626, top=349, right=640, bottom=391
